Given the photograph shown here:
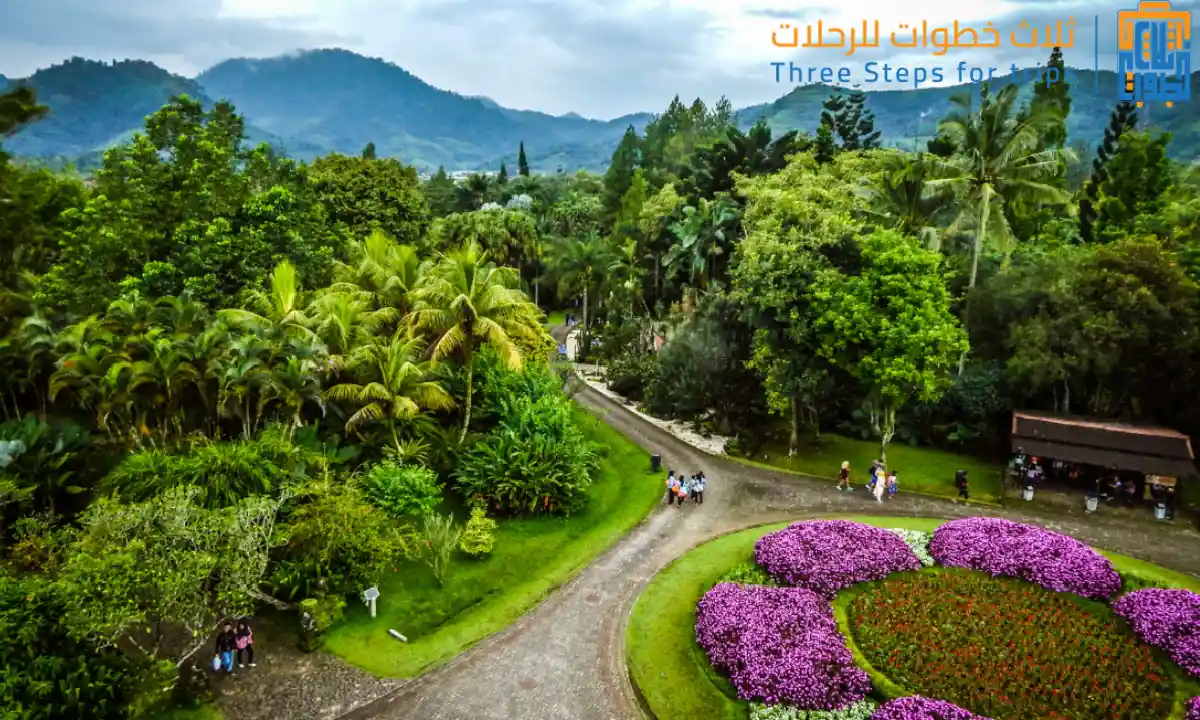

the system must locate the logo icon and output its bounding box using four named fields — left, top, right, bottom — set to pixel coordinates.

left=1117, top=0, right=1192, bottom=107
